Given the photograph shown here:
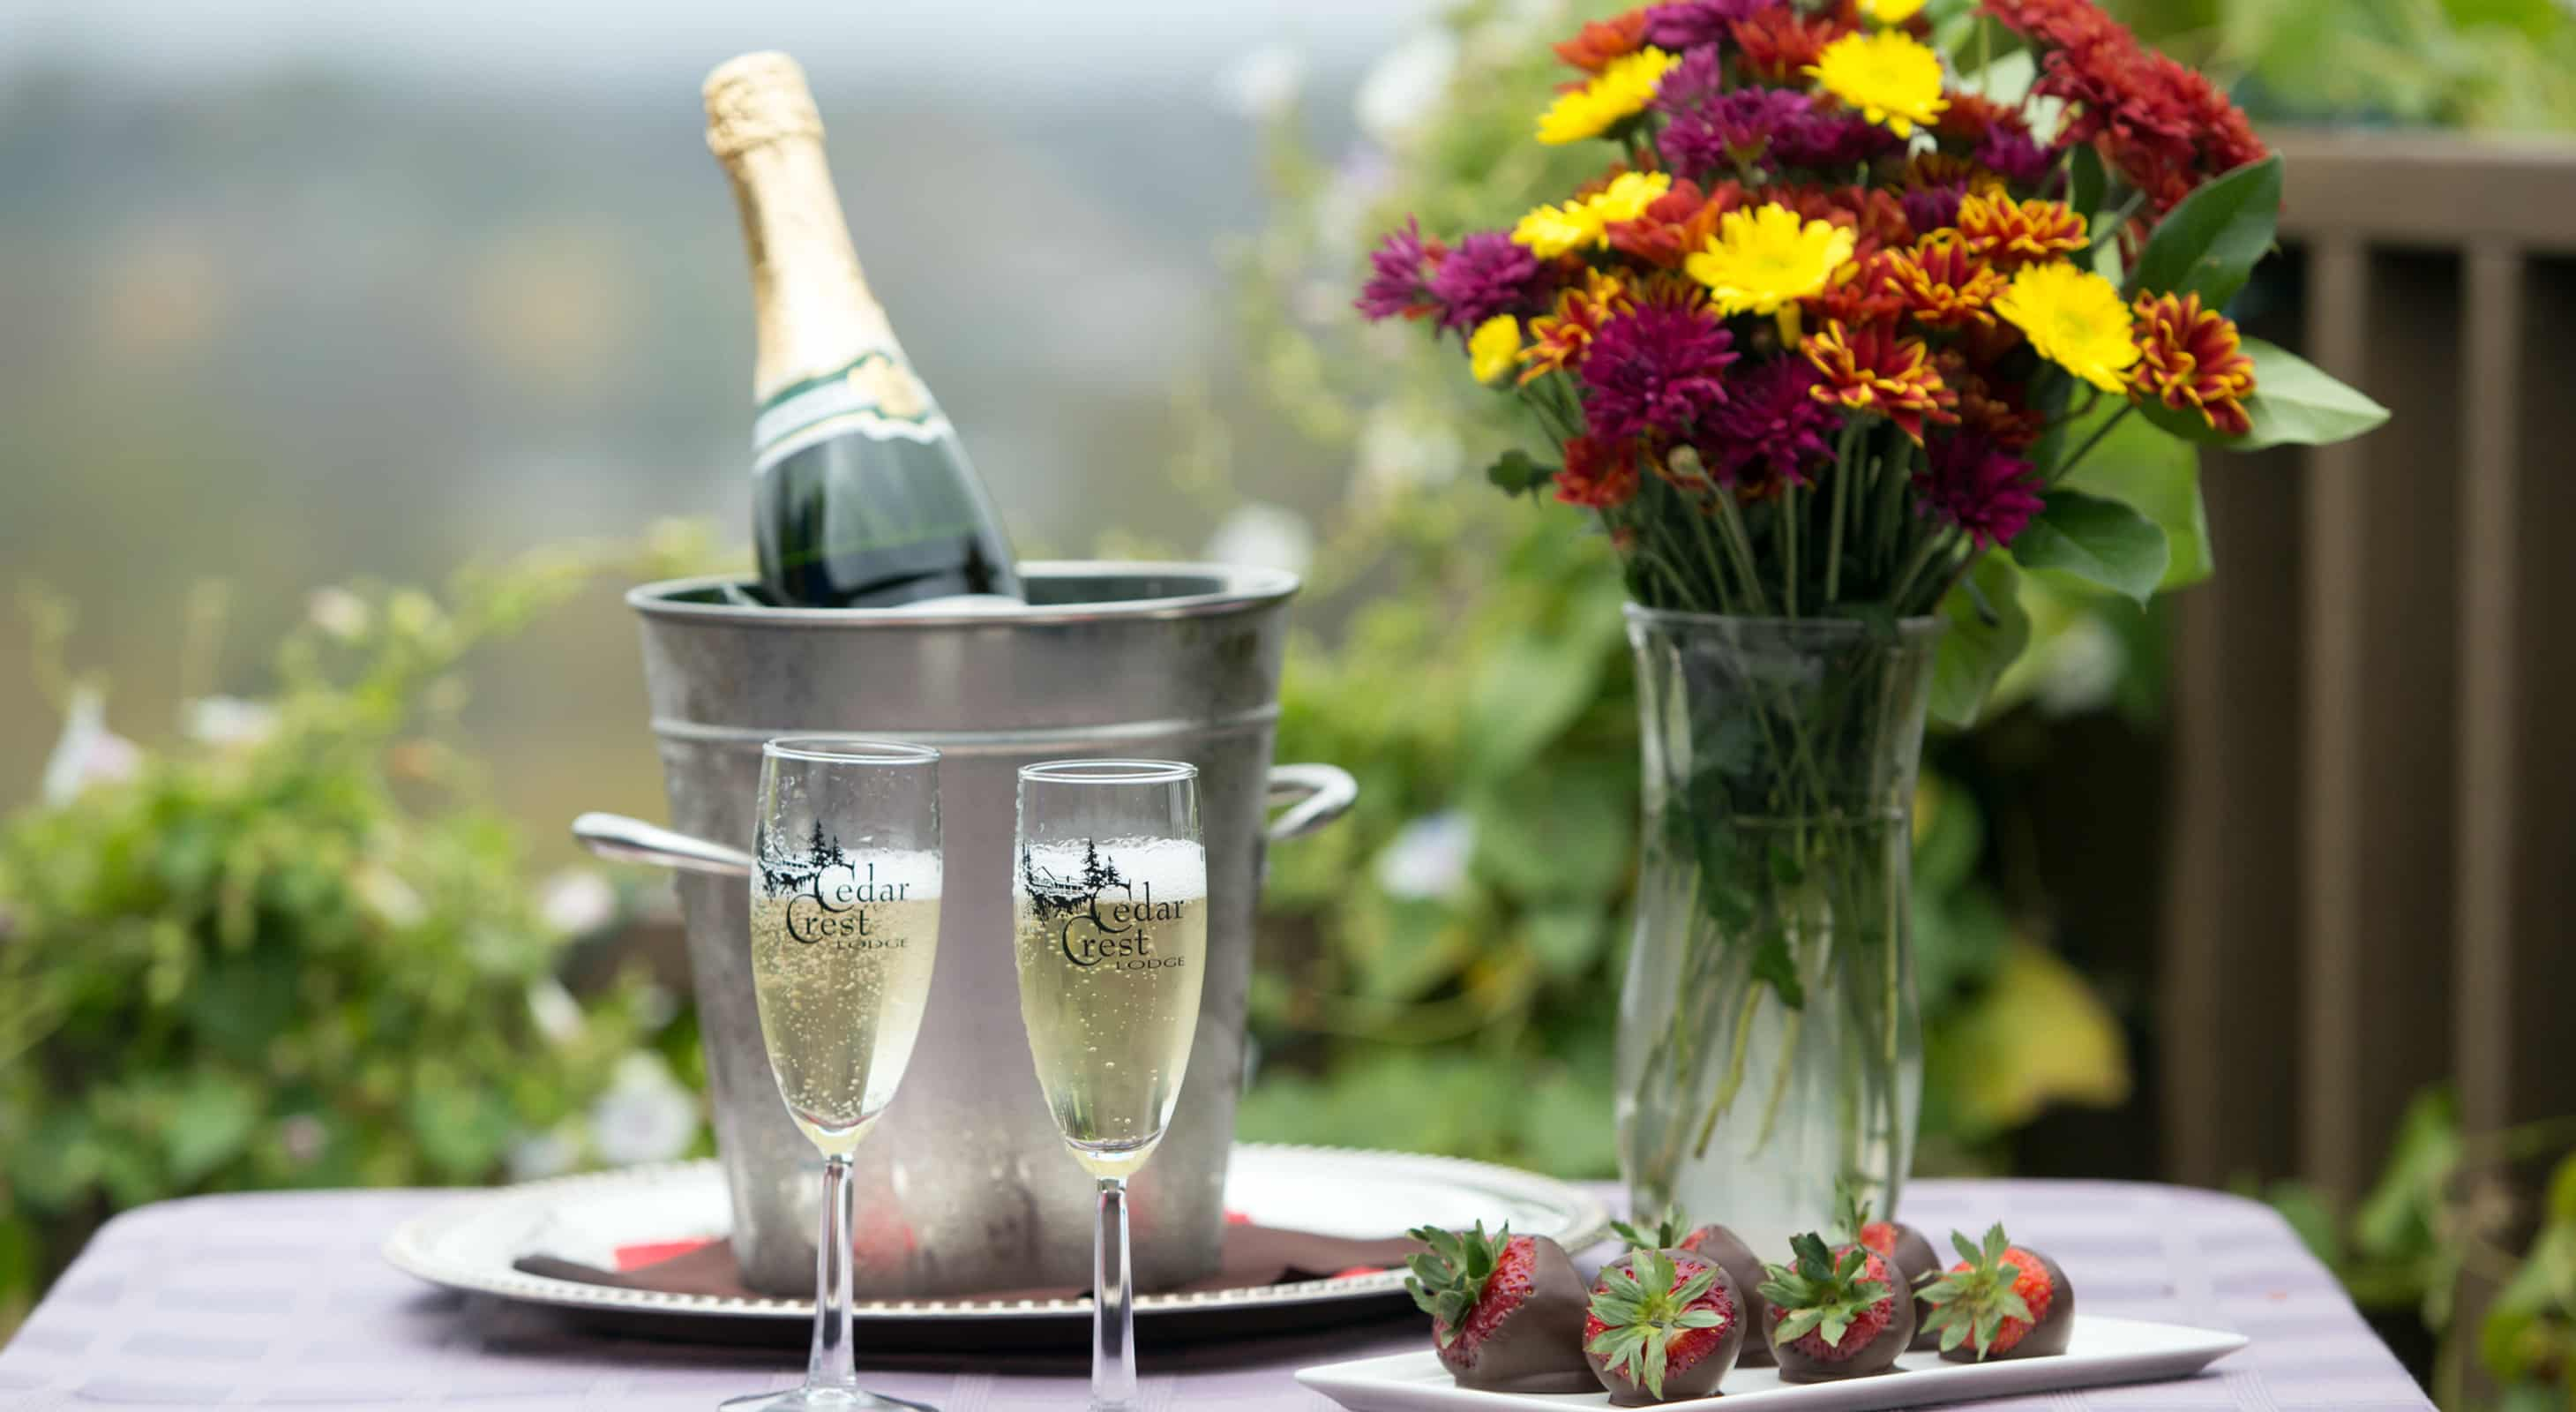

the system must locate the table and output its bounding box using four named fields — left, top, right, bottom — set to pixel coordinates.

left=0, top=1179, right=2430, bottom=1411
